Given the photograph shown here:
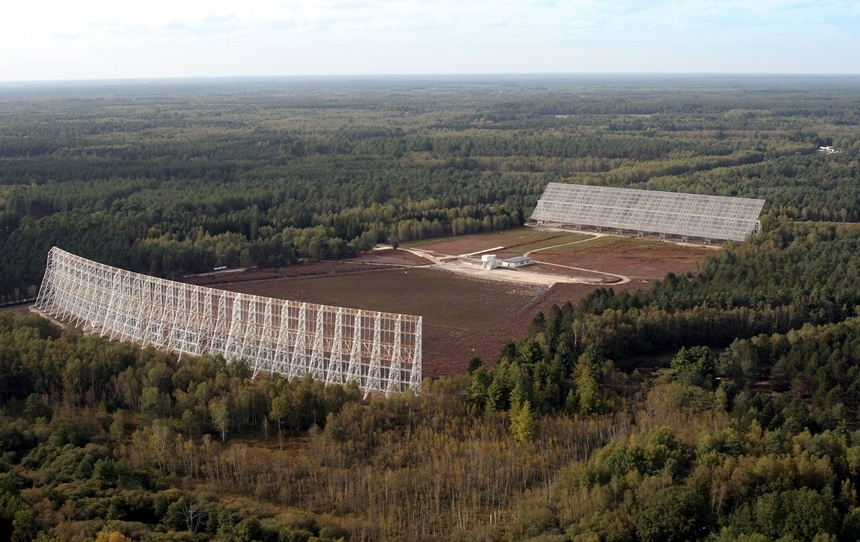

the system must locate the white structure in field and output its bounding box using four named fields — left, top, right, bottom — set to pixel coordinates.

left=35, top=247, right=422, bottom=396
left=481, top=255, right=498, bottom=270
left=500, top=256, right=533, bottom=268
left=531, top=183, right=765, bottom=242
